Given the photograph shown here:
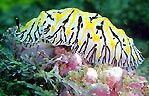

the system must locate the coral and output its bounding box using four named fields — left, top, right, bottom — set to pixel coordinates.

left=88, top=83, right=110, bottom=96
left=86, top=68, right=98, bottom=84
